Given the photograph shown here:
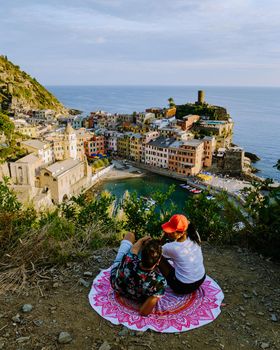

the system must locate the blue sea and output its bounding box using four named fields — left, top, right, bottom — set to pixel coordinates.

left=47, top=86, right=280, bottom=182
